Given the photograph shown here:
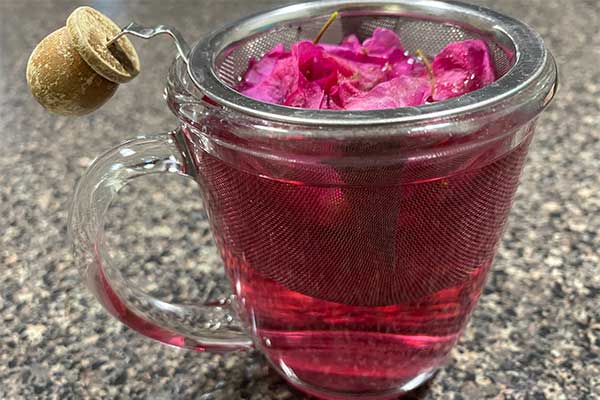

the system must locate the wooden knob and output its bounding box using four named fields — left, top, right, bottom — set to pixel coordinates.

left=26, top=7, right=140, bottom=116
